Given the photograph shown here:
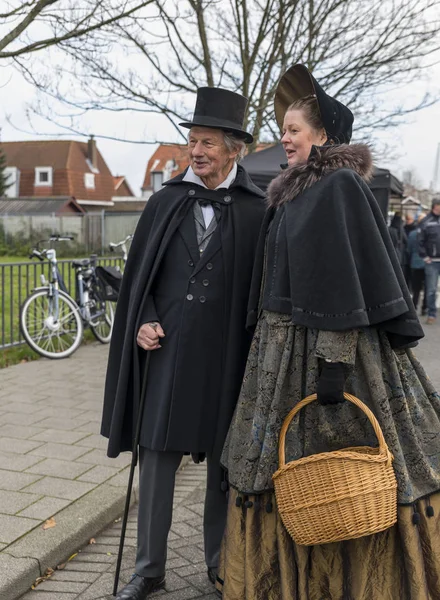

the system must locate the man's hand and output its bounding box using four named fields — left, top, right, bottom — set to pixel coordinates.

left=137, top=322, right=165, bottom=351
left=424, top=256, right=432, bottom=264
